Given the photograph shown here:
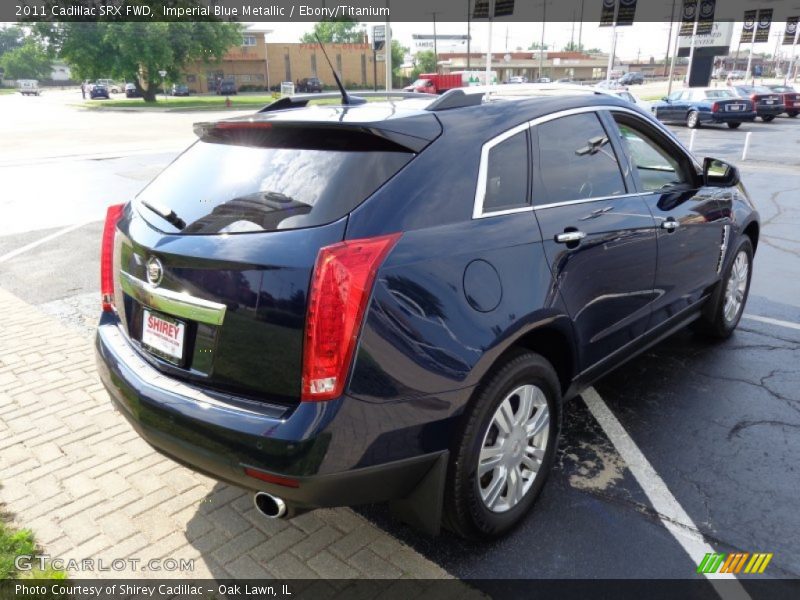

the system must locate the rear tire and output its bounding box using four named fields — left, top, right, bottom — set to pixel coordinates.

left=727, top=122, right=742, bottom=129
left=687, top=111, right=701, bottom=128
left=762, top=115, right=775, bottom=122
left=443, top=351, right=560, bottom=540
left=788, top=112, right=798, bottom=118
left=695, top=237, right=753, bottom=339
